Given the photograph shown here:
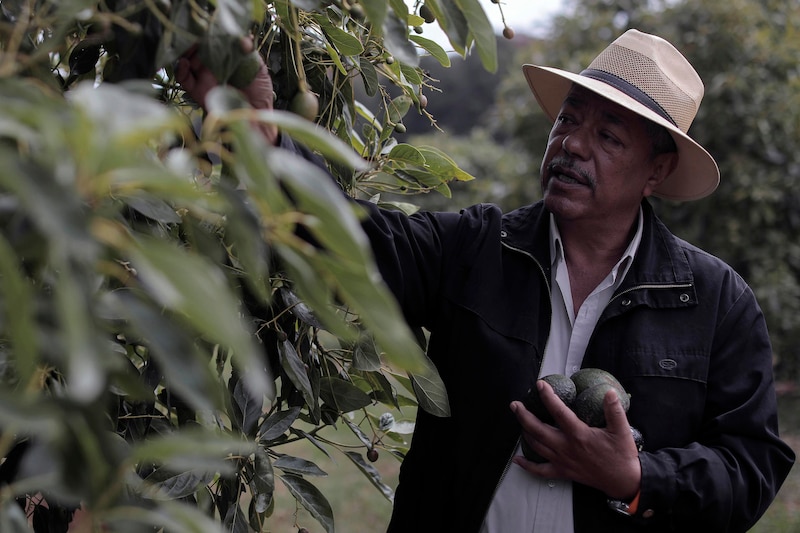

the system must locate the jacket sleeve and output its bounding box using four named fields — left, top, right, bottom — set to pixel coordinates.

left=635, top=278, right=795, bottom=531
